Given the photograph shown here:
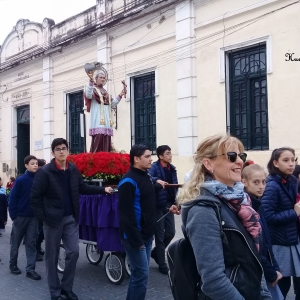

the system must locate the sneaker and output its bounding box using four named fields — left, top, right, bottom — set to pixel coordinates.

left=39, top=247, right=45, bottom=255
left=26, top=270, right=41, bottom=280
left=36, top=253, right=43, bottom=262
left=37, top=246, right=45, bottom=256
left=151, top=249, right=159, bottom=265
left=159, top=264, right=169, bottom=275
left=10, top=264, right=21, bottom=275
left=61, top=289, right=79, bottom=300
